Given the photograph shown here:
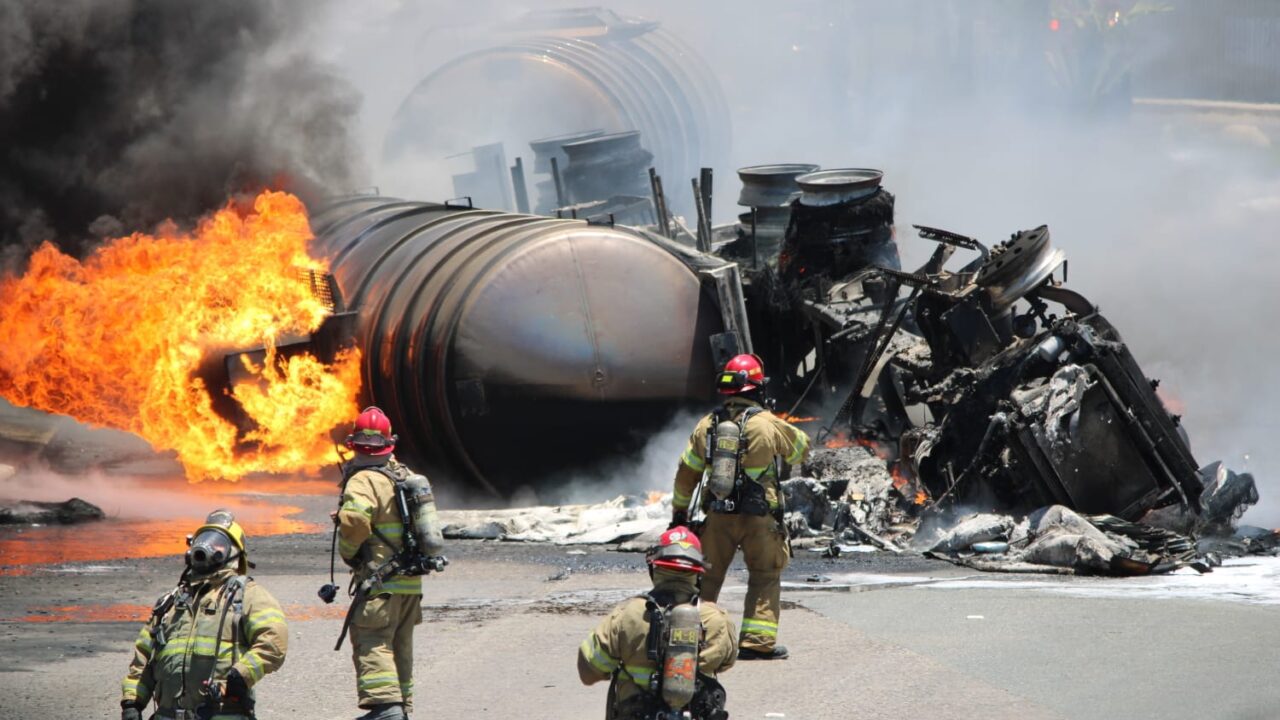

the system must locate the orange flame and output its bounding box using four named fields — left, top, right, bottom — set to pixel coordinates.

left=646, top=490, right=667, bottom=506
left=890, top=463, right=928, bottom=506
left=775, top=412, right=818, bottom=424
left=890, top=464, right=909, bottom=490
left=824, top=430, right=892, bottom=460
left=0, top=191, right=361, bottom=480
left=824, top=430, right=854, bottom=449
